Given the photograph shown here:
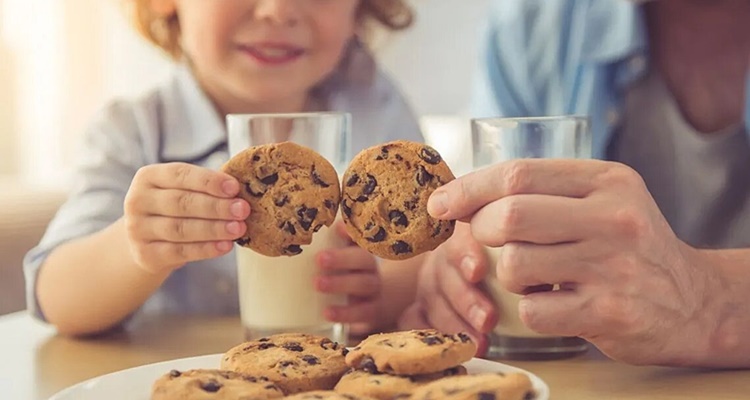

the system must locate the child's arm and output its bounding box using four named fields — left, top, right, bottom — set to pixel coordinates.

left=36, top=163, right=250, bottom=336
